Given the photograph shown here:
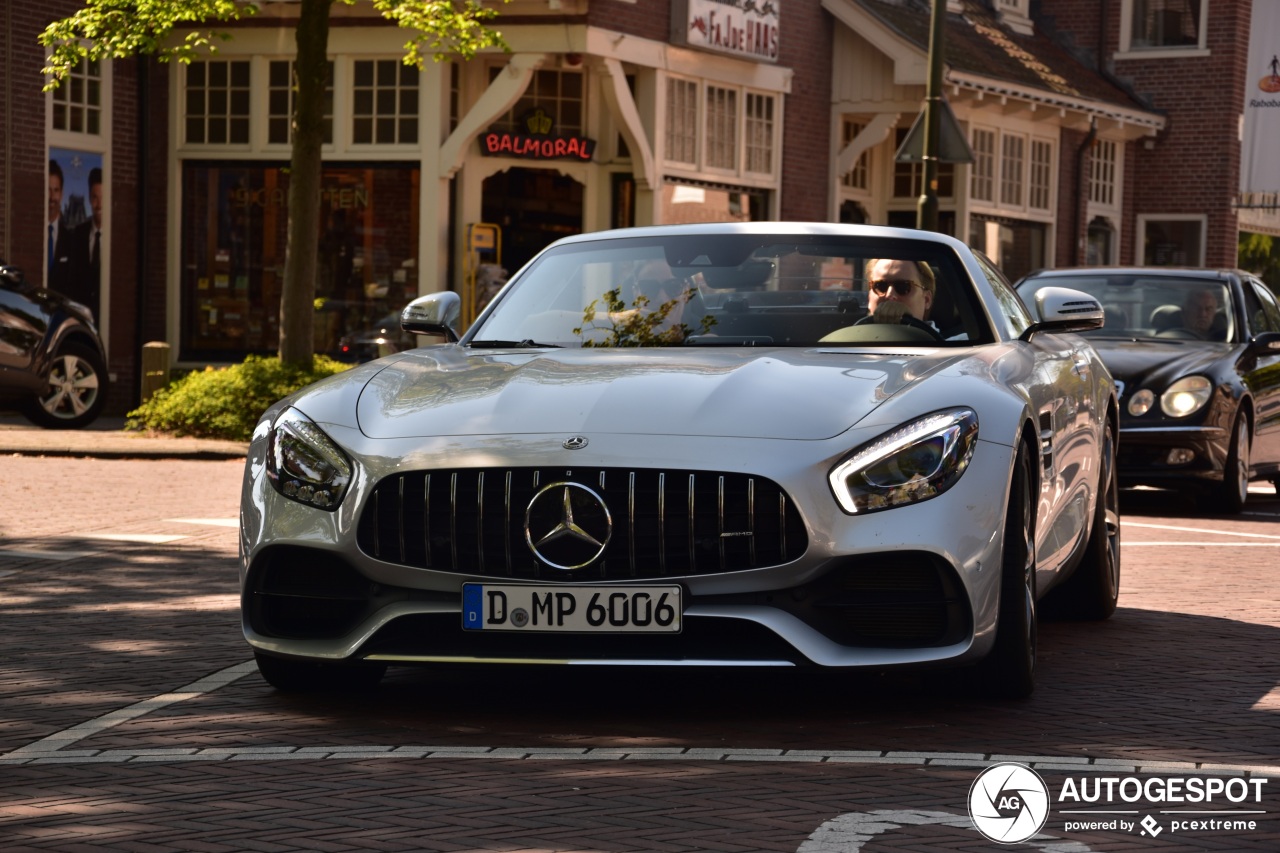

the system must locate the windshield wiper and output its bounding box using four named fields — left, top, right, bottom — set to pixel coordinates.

left=467, top=339, right=561, bottom=349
